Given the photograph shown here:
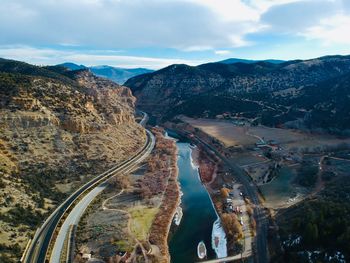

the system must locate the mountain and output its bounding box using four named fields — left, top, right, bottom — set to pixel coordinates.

left=125, top=55, right=350, bottom=133
left=90, top=65, right=154, bottom=84
left=218, top=58, right=285, bottom=64
left=59, top=62, right=154, bottom=84
left=0, top=58, right=145, bottom=261
left=59, top=62, right=87, bottom=71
